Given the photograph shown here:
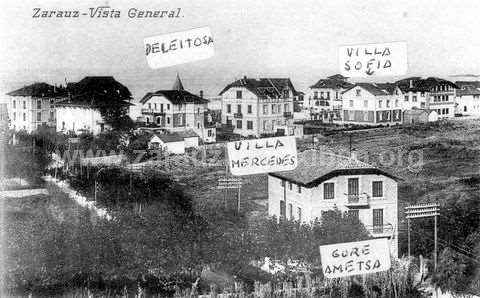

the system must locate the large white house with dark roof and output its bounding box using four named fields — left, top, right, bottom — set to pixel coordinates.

left=219, top=76, right=300, bottom=137
left=268, top=149, right=399, bottom=257
left=138, top=75, right=216, bottom=143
